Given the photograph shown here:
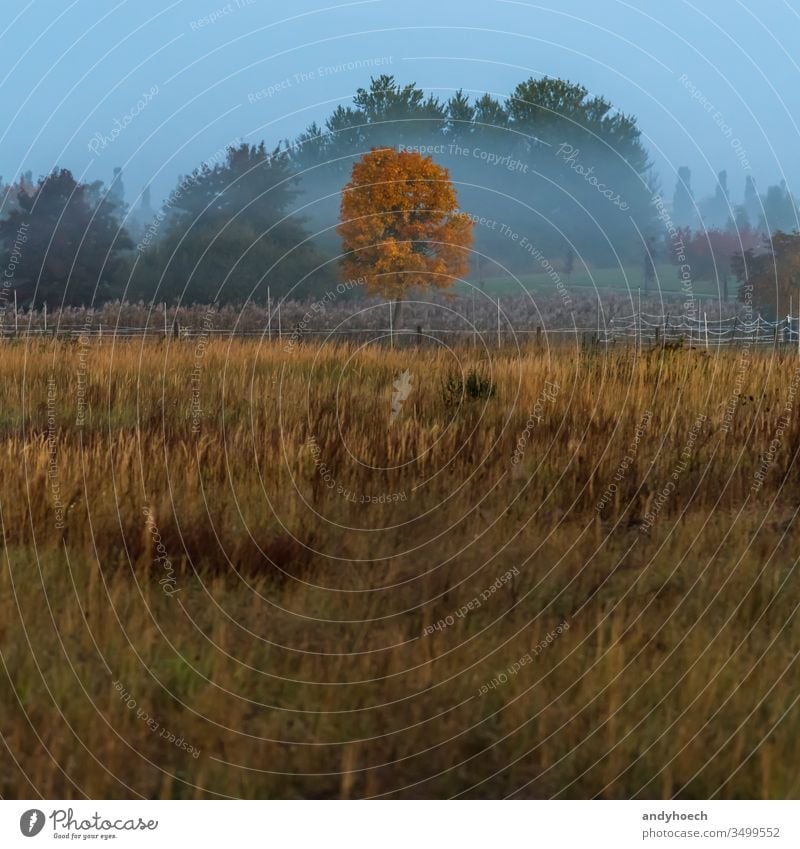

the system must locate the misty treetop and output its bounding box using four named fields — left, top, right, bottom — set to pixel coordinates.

left=291, top=74, right=659, bottom=268
left=670, top=166, right=800, bottom=235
